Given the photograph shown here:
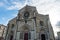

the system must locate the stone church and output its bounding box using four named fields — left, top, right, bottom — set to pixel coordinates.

left=5, top=5, right=55, bottom=40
